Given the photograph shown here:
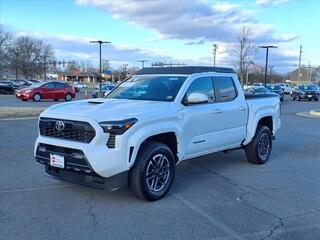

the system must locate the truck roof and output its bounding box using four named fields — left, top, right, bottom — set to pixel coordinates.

left=136, top=66, right=235, bottom=75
